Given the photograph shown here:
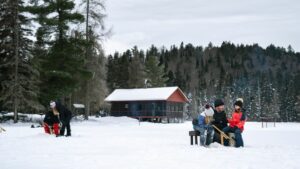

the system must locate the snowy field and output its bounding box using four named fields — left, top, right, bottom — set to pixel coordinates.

left=1, top=117, right=300, bottom=169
